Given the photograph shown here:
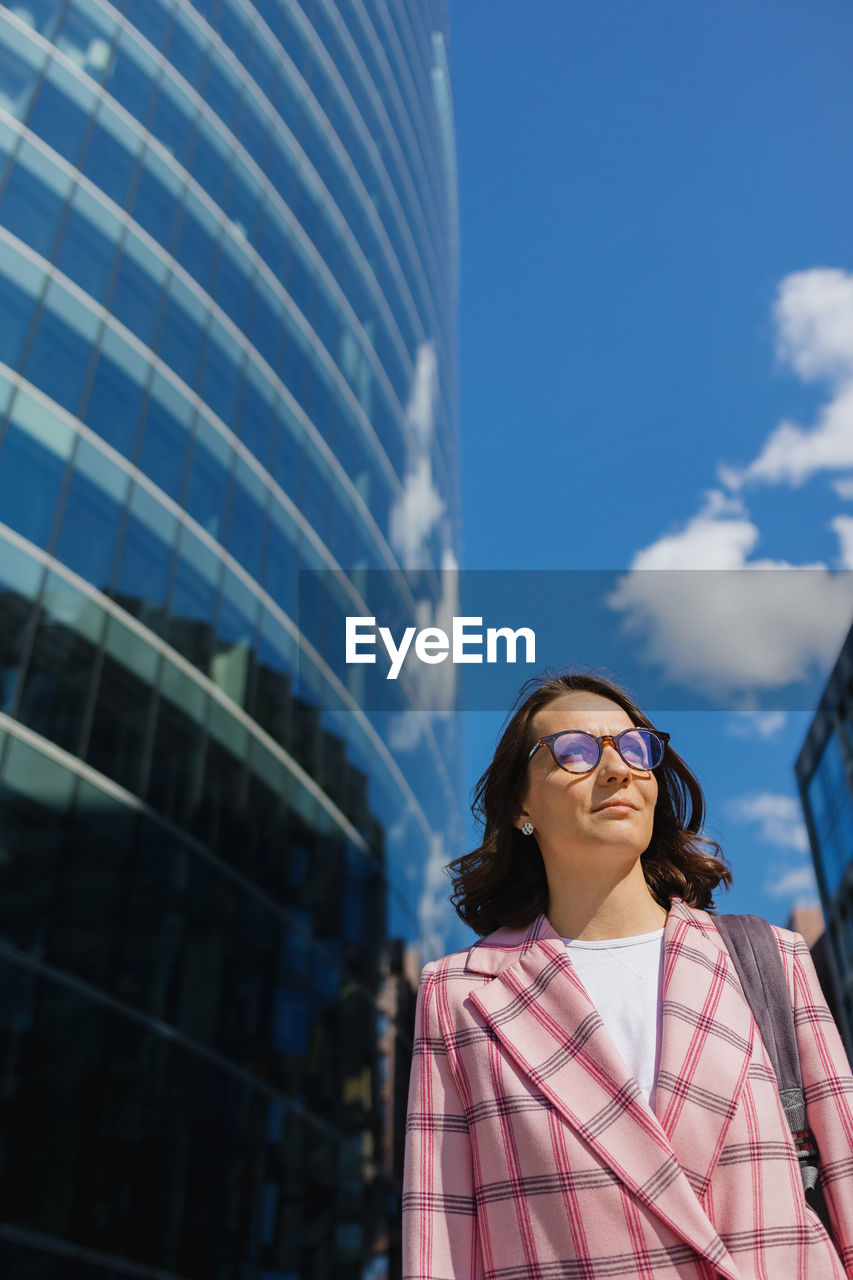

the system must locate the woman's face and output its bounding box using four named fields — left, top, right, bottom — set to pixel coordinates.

left=514, top=691, right=659, bottom=871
